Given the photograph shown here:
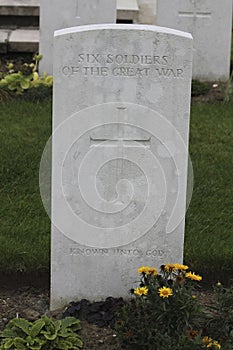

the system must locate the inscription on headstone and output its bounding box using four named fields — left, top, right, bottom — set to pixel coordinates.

left=61, top=52, right=184, bottom=78
left=50, top=24, right=193, bottom=309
